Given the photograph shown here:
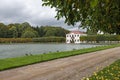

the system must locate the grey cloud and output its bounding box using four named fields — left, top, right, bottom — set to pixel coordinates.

left=0, top=0, right=30, bottom=24
left=0, top=0, right=84, bottom=31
